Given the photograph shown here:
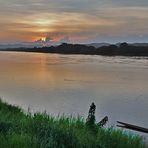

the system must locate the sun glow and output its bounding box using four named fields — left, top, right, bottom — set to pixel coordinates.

left=33, top=19, right=55, bottom=26
left=41, top=37, right=46, bottom=42
left=32, top=36, right=47, bottom=43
